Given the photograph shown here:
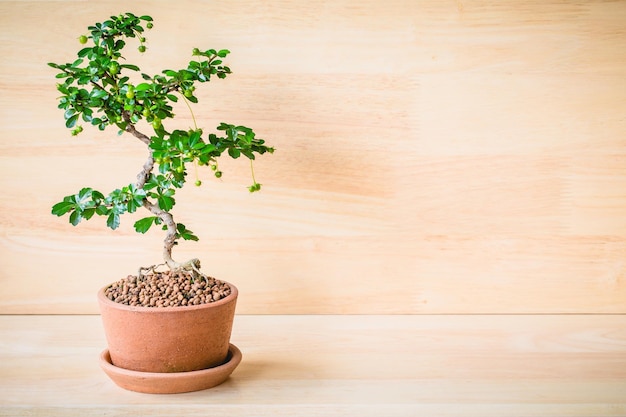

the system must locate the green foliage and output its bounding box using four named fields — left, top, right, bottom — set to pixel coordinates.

left=133, top=216, right=159, bottom=233
left=150, top=125, right=272, bottom=178
left=50, top=12, right=274, bottom=250
left=48, top=13, right=232, bottom=135
left=52, top=184, right=146, bottom=230
left=176, top=223, right=199, bottom=241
